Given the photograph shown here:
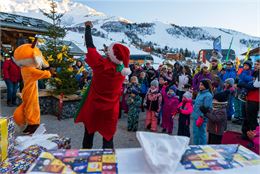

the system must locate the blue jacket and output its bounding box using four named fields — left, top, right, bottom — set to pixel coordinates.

left=239, top=69, right=253, bottom=83
left=192, top=89, right=213, bottom=119
left=222, top=67, right=237, bottom=81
